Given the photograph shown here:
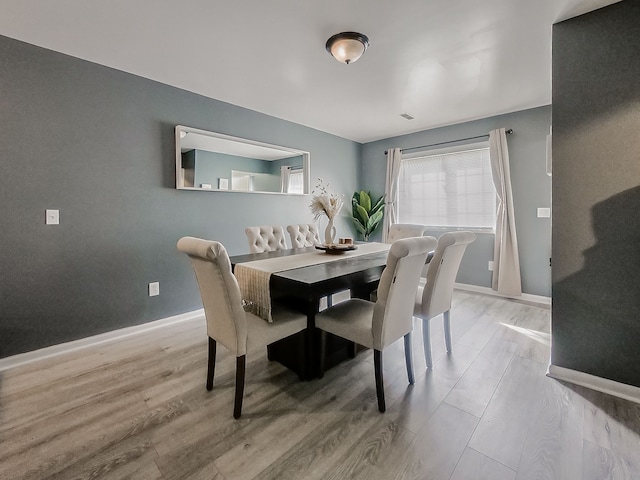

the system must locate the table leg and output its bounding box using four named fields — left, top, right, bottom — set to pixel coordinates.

left=349, top=285, right=374, bottom=301
left=304, top=298, right=320, bottom=380
left=318, top=330, right=327, bottom=379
